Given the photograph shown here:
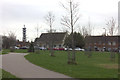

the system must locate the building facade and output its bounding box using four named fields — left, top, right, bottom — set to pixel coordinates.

left=85, top=36, right=119, bottom=52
